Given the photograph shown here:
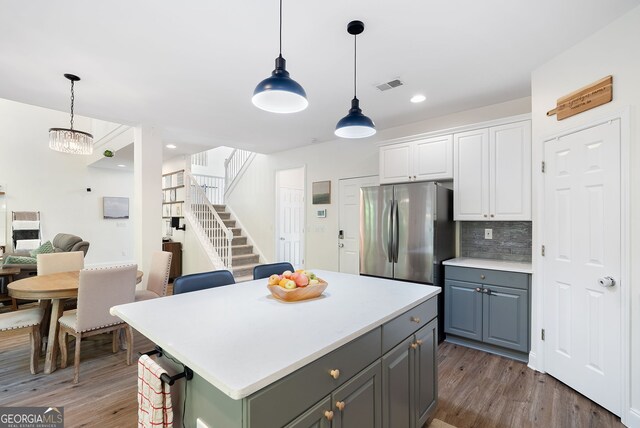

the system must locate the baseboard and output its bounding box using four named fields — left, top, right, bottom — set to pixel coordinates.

left=527, top=351, right=544, bottom=373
